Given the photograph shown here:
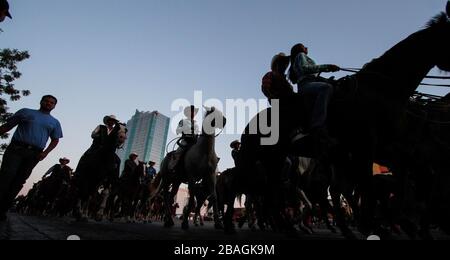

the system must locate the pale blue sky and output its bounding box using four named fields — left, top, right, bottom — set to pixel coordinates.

left=0, top=0, right=448, bottom=194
